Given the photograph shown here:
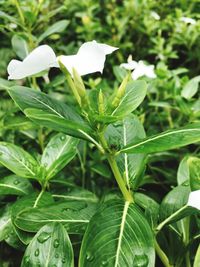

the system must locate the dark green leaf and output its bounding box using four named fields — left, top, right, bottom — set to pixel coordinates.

left=79, top=200, right=155, bottom=267
left=21, top=223, right=74, bottom=267
left=121, top=123, right=200, bottom=154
